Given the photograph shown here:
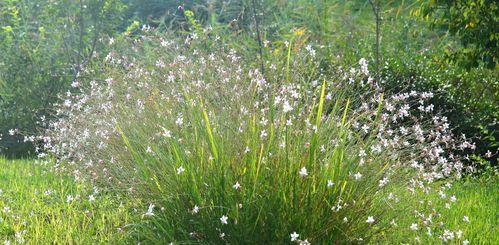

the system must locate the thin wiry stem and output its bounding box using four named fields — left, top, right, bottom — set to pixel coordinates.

left=251, top=0, right=265, bottom=76
left=368, top=0, right=381, bottom=82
